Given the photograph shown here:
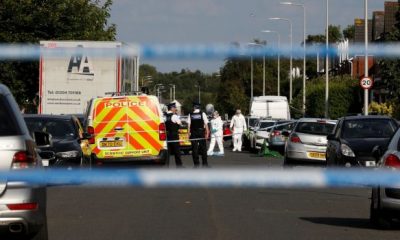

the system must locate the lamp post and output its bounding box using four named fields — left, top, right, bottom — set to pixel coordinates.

left=269, top=17, right=293, bottom=102
left=153, top=84, right=164, bottom=102
left=261, top=30, right=281, bottom=96
left=280, top=2, right=306, bottom=115
left=325, top=0, right=329, bottom=118
left=168, top=84, right=176, bottom=102
left=194, top=84, right=201, bottom=104
left=247, top=42, right=265, bottom=100
left=364, top=0, right=369, bottom=116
